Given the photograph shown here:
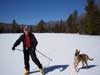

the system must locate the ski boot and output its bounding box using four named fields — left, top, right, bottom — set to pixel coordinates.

left=40, top=68, right=44, bottom=75
left=24, top=68, right=29, bottom=75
